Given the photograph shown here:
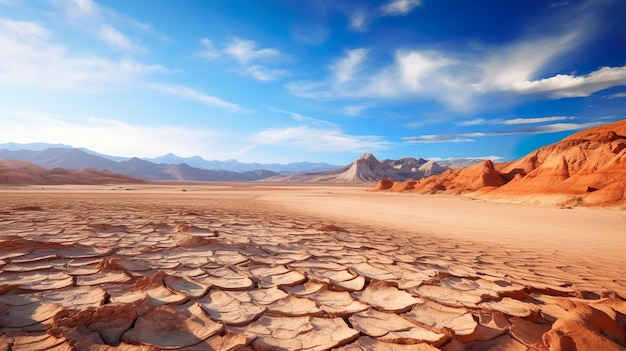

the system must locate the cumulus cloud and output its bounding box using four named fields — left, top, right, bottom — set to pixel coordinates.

left=380, top=0, right=422, bottom=16
left=150, top=84, right=244, bottom=112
